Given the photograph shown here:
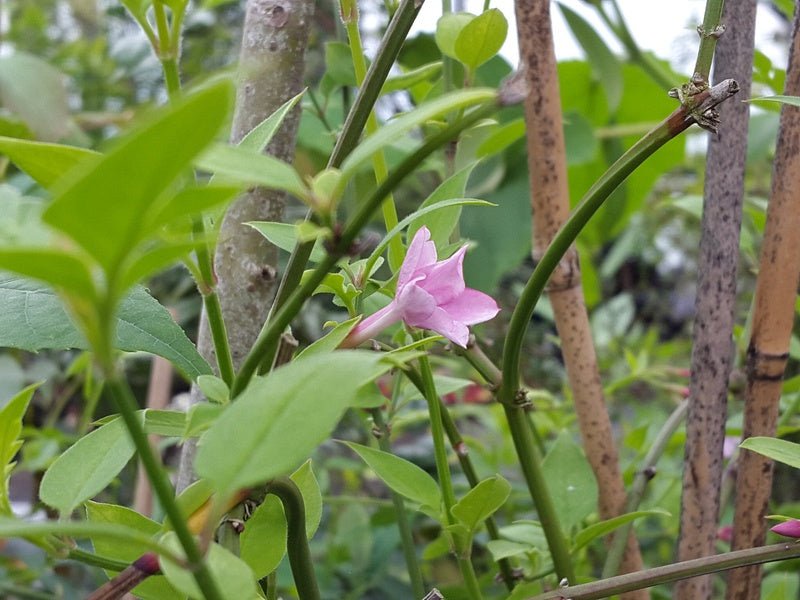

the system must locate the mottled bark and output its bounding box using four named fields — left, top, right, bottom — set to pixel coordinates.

left=675, top=1, right=757, bottom=598
left=726, top=6, right=800, bottom=599
left=514, top=1, right=646, bottom=594
left=177, top=0, right=313, bottom=491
